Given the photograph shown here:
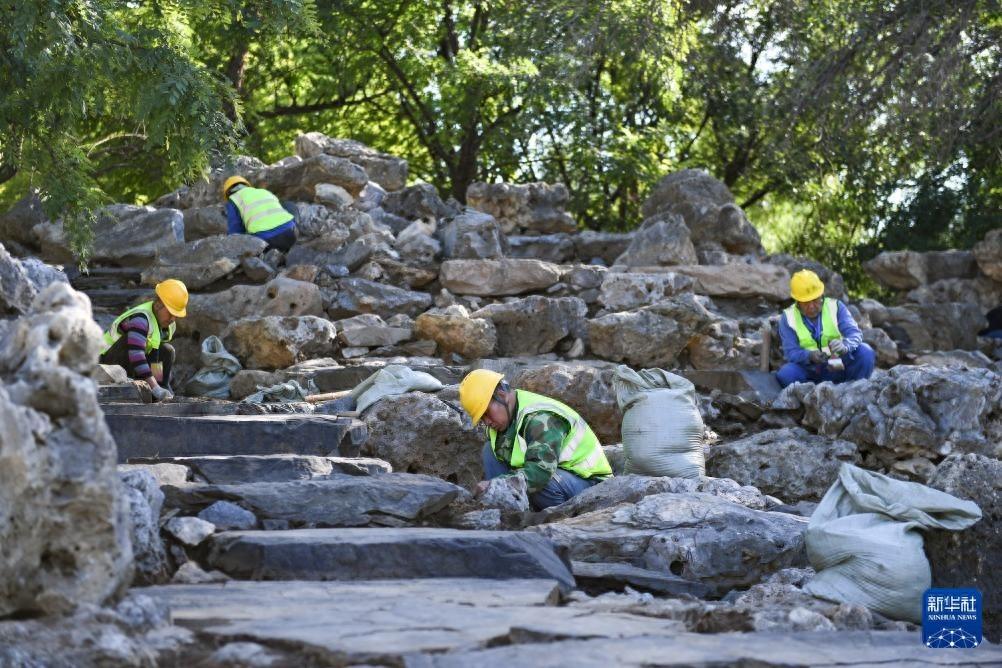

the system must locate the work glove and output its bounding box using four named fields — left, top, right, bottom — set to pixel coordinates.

left=828, top=339, right=848, bottom=356
left=808, top=350, right=827, bottom=365
left=151, top=385, right=174, bottom=402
